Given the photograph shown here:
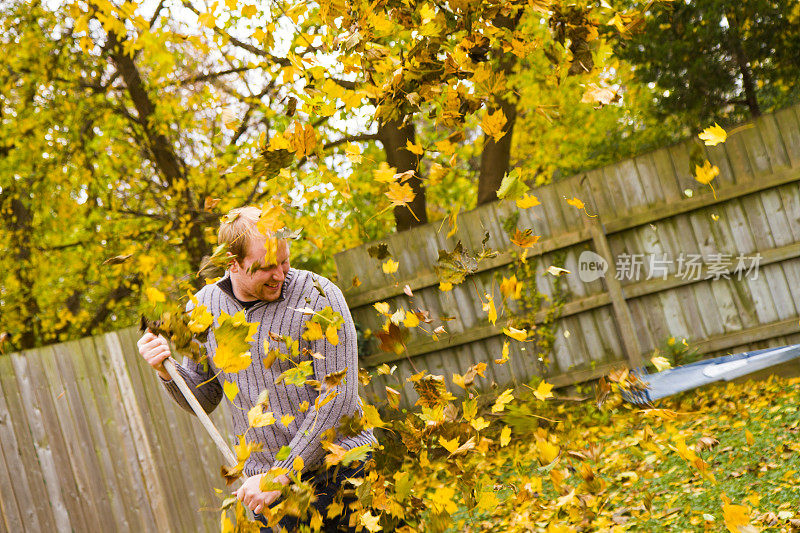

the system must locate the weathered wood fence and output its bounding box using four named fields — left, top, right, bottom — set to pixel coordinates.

left=0, top=328, right=231, bottom=533
left=336, top=104, right=800, bottom=406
